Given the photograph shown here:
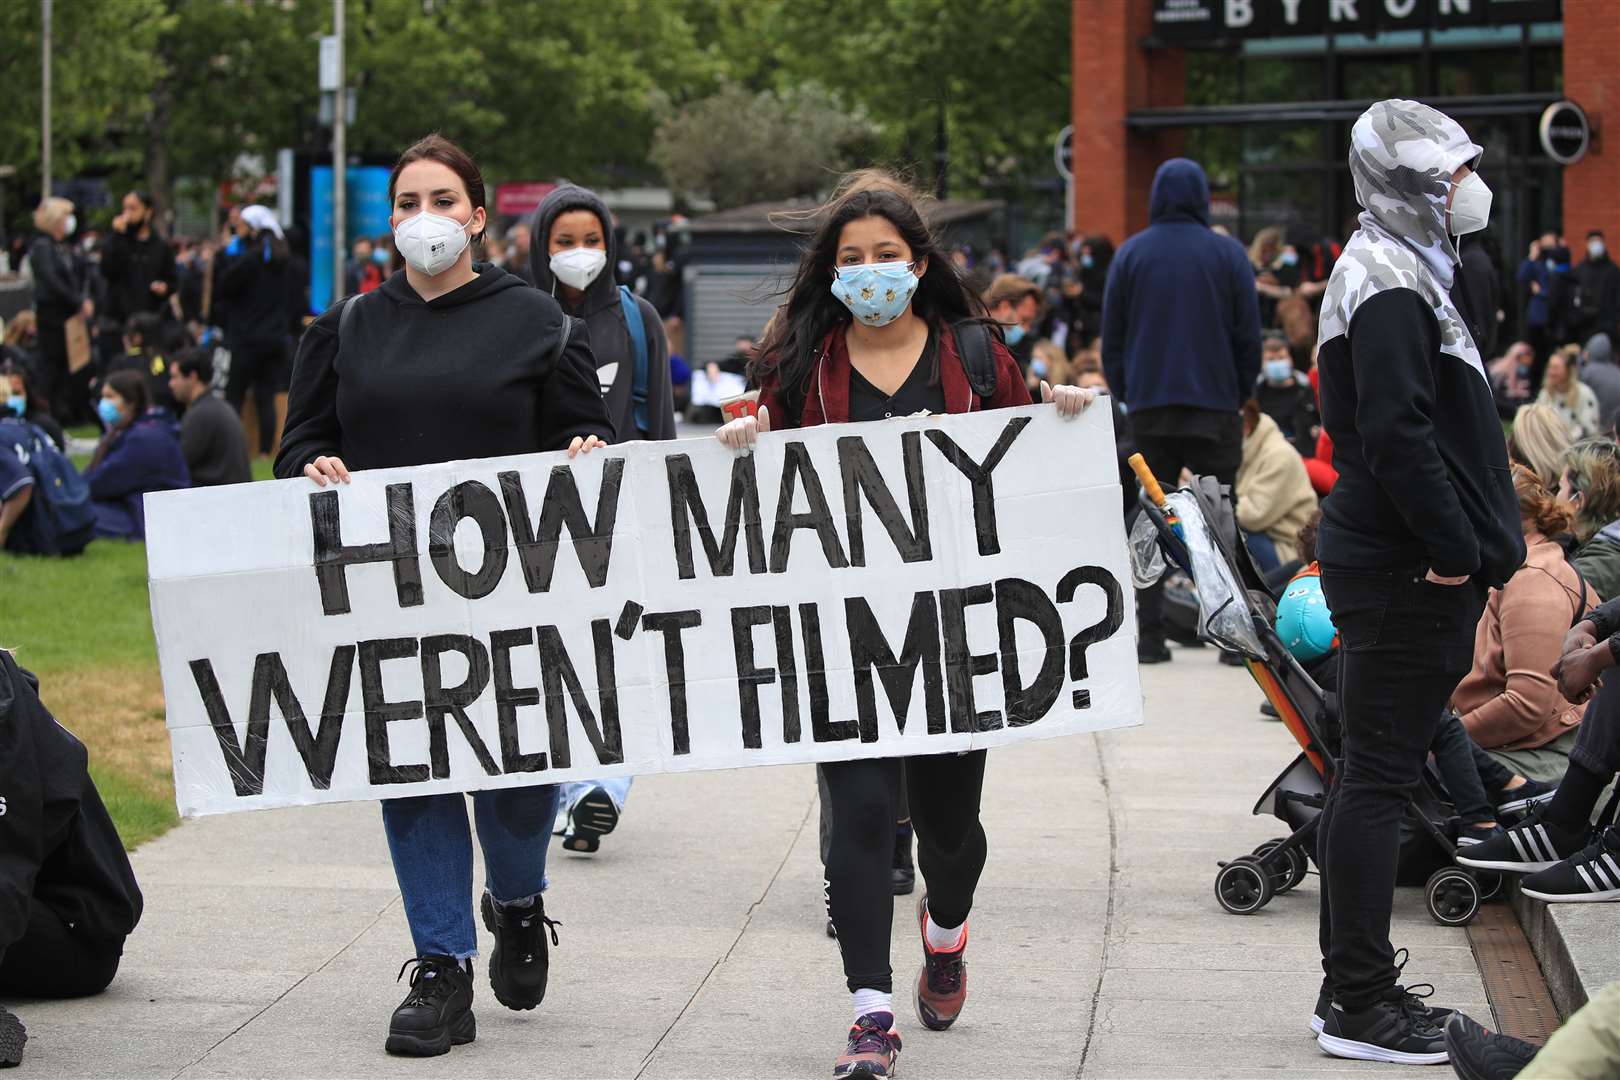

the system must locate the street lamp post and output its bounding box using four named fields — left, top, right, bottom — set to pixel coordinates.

left=41, top=0, right=52, bottom=199
left=332, top=0, right=346, bottom=302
